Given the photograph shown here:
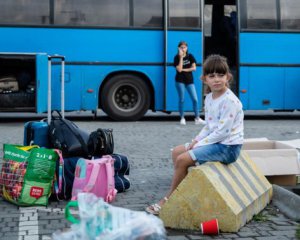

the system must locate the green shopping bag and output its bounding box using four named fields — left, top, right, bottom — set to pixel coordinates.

left=0, top=144, right=58, bottom=206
